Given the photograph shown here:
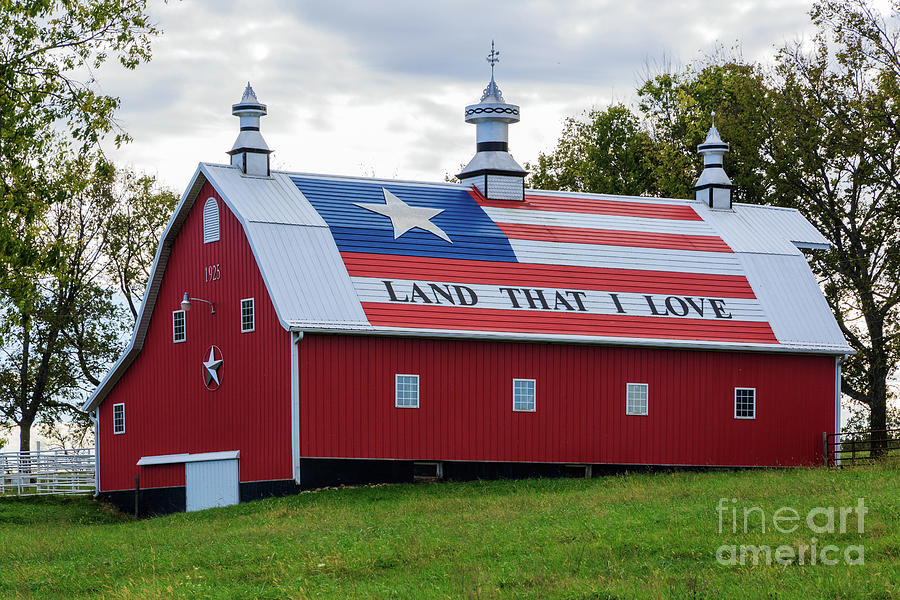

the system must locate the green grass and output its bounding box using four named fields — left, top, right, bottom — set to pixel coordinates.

left=1, top=463, right=898, bottom=599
